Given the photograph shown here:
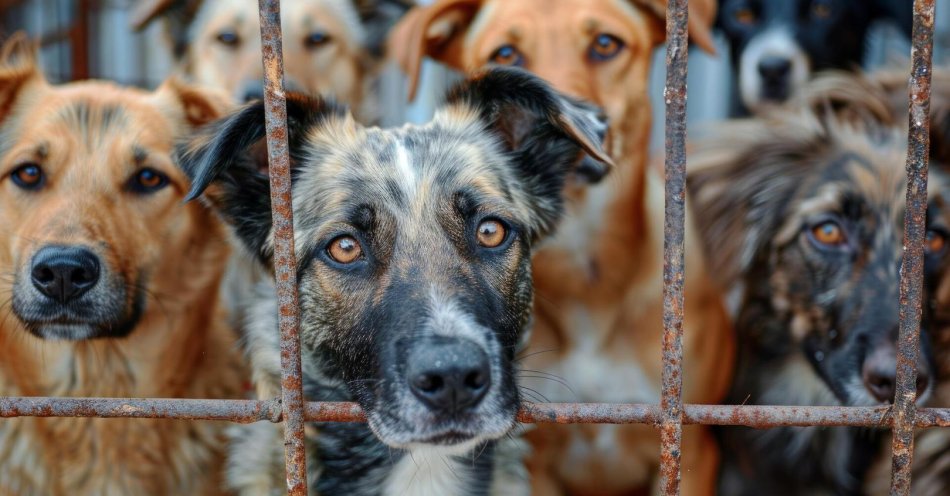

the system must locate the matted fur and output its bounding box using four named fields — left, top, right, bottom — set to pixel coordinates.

left=388, top=1, right=732, bottom=494
left=689, top=71, right=950, bottom=495
left=179, top=67, right=609, bottom=495
left=0, top=34, right=245, bottom=496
